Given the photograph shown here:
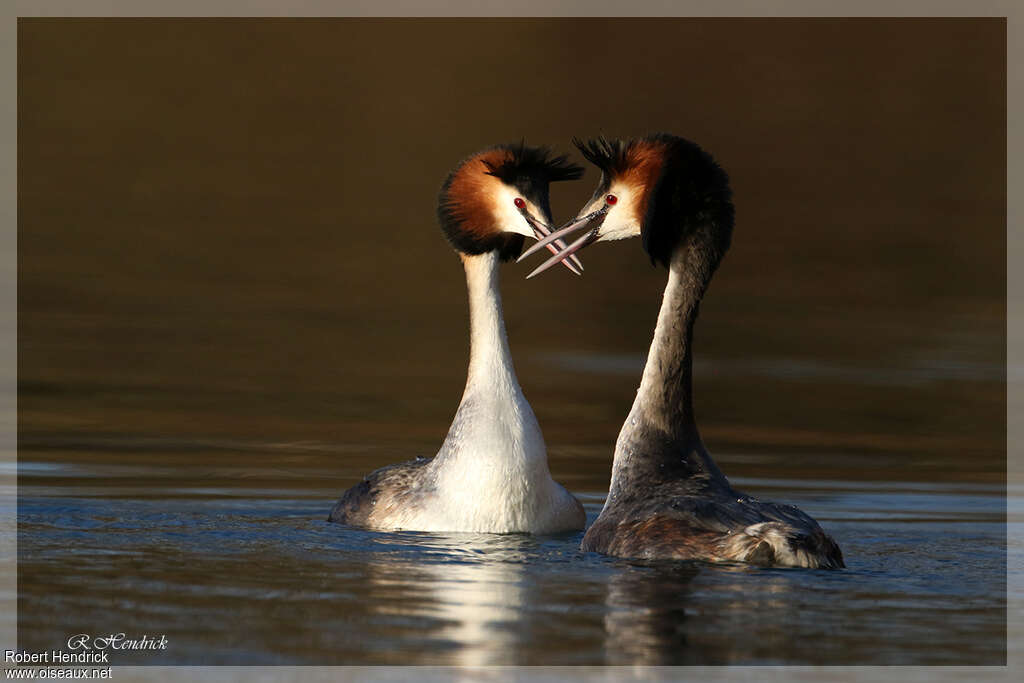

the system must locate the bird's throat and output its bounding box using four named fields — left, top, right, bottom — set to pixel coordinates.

left=461, top=251, right=517, bottom=390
